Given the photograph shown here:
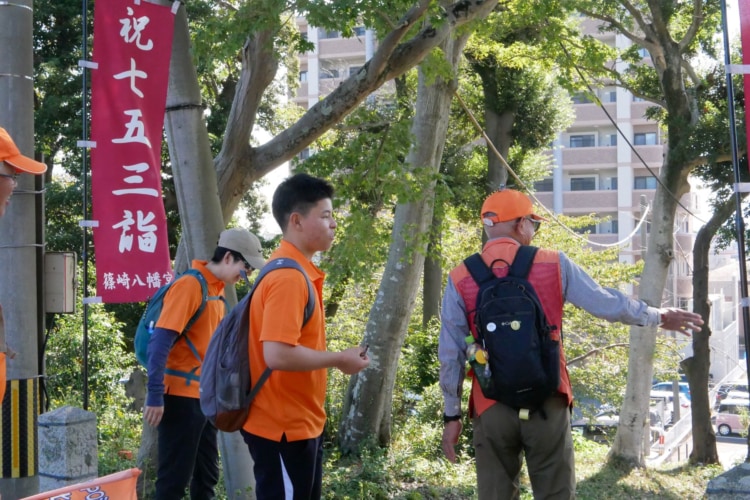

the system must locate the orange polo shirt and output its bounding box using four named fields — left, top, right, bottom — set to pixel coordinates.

left=243, top=240, right=327, bottom=442
left=155, top=260, right=226, bottom=399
